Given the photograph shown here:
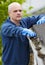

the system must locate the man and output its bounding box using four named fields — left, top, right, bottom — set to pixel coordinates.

left=1, top=2, right=45, bottom=65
